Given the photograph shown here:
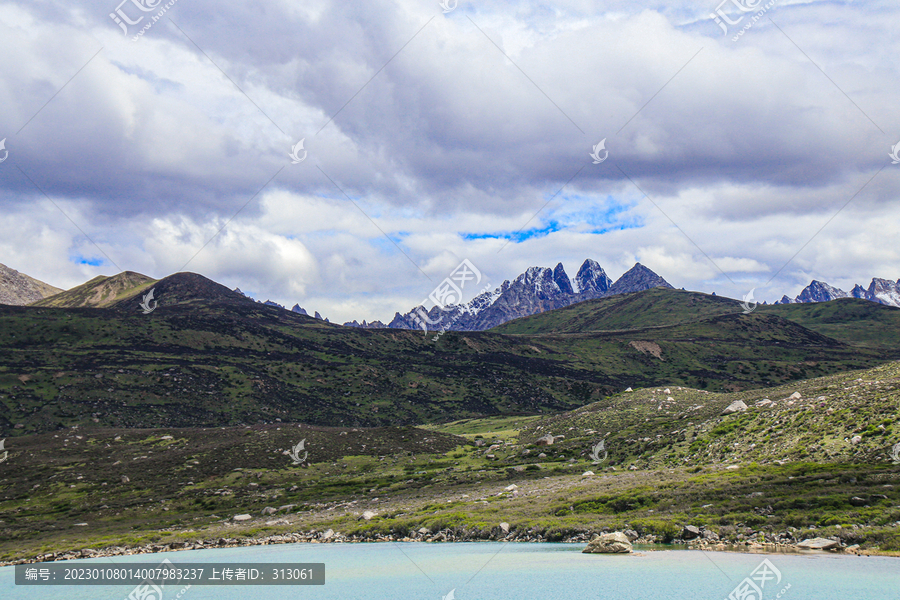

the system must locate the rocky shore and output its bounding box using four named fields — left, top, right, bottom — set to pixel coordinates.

left=1, top=524, right=880, bottom=567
